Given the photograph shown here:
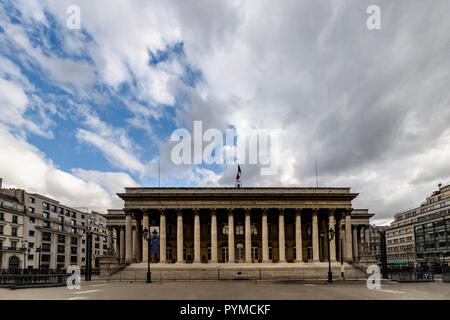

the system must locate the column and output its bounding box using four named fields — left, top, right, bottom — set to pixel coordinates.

left=353, top=226, right=359, bottom=261
left=262, top=209, right=269, bottom=262
left=278, top=209, right=286, bottom=263
left=135, top=216, right=142, bottom=262
left=345, top=210, right=353, bottom=261
left=228, top=209, right=235, bottom=263
left=194, top=210, right=201, bottom=263
left=125, top=213, right=133, bottom=262
left=120, top=226, right=125, bottom=263
left=338, top=217, right=344, bottom=262
left=159, top=210, right=167, bottom=263
left=328, top=209, right=336, bottom=262
left=295, top=209, right=303, bottom=262
left=312, top=209, right=320, bottom=262
left=210, top=209, right=218, bottom=263
left=245, top=209, right=252, bottom=263
left=321, top=219, right=327, bottom=261
left=142, top=213, right=149, bottom=262
left=115, top=227, right=120, bottom=258
left=132, top=226, right=137, bottom=260
left=176, top=210, right=184, bottom=263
